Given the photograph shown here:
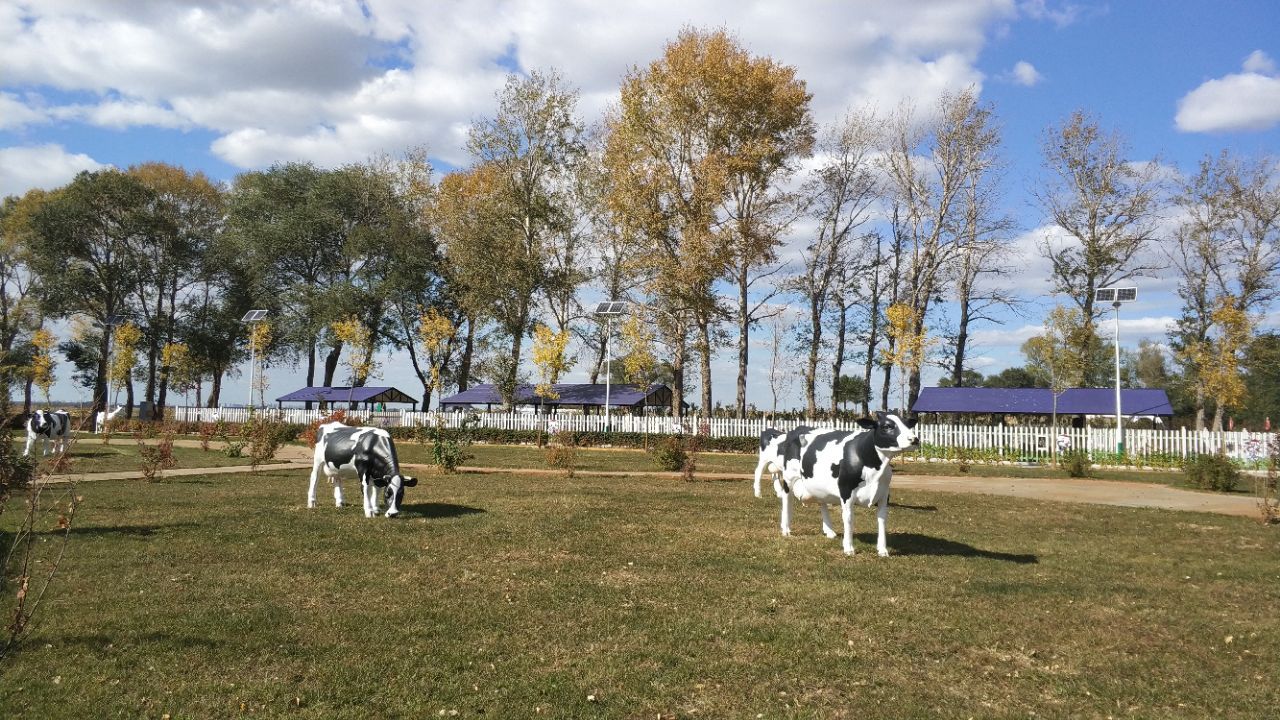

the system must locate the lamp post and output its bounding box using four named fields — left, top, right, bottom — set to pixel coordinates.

left=593, top=301, right=628, bottom=432
left=241, top=310, right=269, bottom=415
left=101, top=314, right=126, bottom=429
left=1094, top=287, right=1136, bottom=455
